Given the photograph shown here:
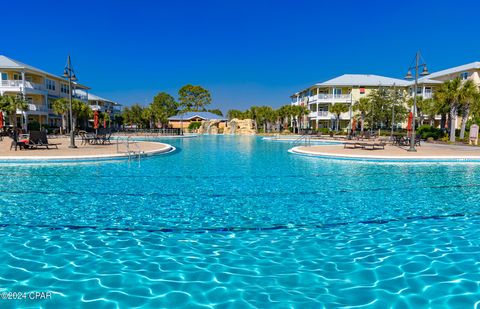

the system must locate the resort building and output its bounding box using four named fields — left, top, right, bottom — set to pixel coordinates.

left=291, top=75, right=408, bottom=130
left=75, top=90, right=122, bottom=116
left=168, top=112, right=227, bottom=130
left=0, top=55, right=90, bottom=129
left=292, top=61, right=480, bottom=131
